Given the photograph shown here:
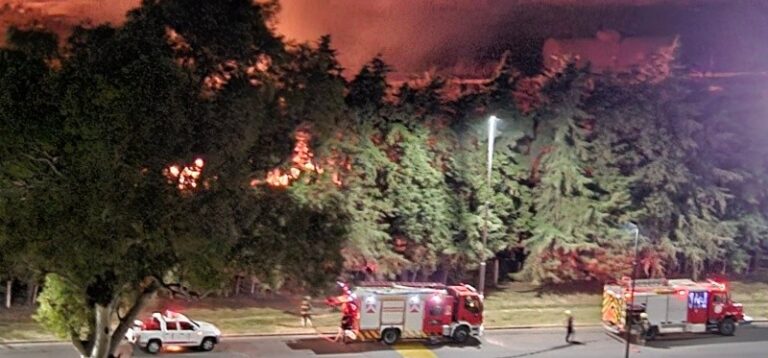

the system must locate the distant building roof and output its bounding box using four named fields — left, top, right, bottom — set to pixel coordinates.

left=543, top=30, right=678, bottom=73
